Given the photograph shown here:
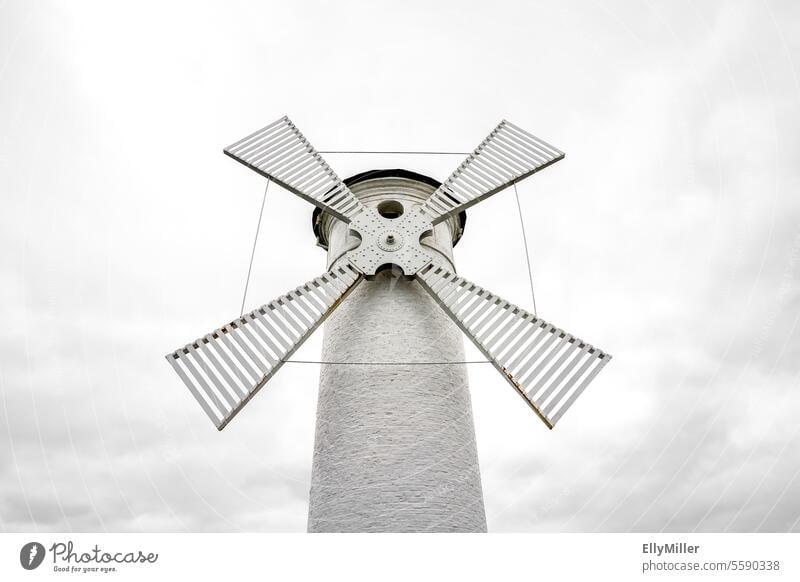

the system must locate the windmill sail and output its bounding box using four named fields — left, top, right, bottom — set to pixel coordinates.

left=416, top=263, right=610, bottom=428
left=166, top=264, right=362, bottom=430
left=419, top=120, right=564, bottom=224
left=224, top=116, right=367, bottom=222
